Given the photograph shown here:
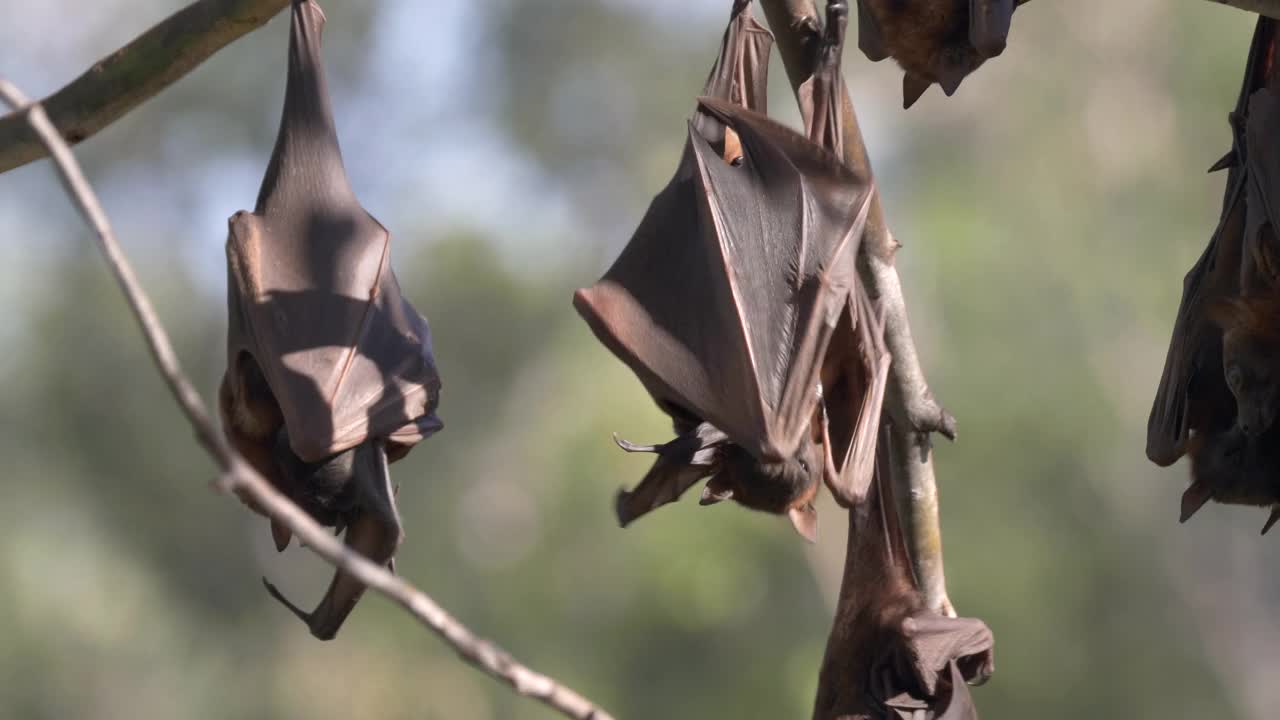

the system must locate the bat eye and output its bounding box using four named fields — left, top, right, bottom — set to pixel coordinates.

left=798, top=458, right=810, bottom=473
left=1227, top=366, right=1243, bottom=390
left=729, top=155, right=744, bottom=167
